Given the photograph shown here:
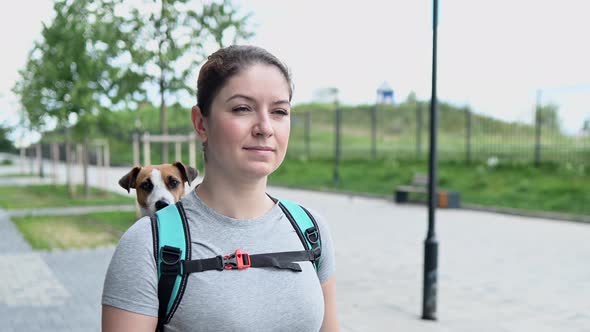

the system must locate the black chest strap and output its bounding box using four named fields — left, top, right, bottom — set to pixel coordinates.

left=182, top=249, right=318, bottom=274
